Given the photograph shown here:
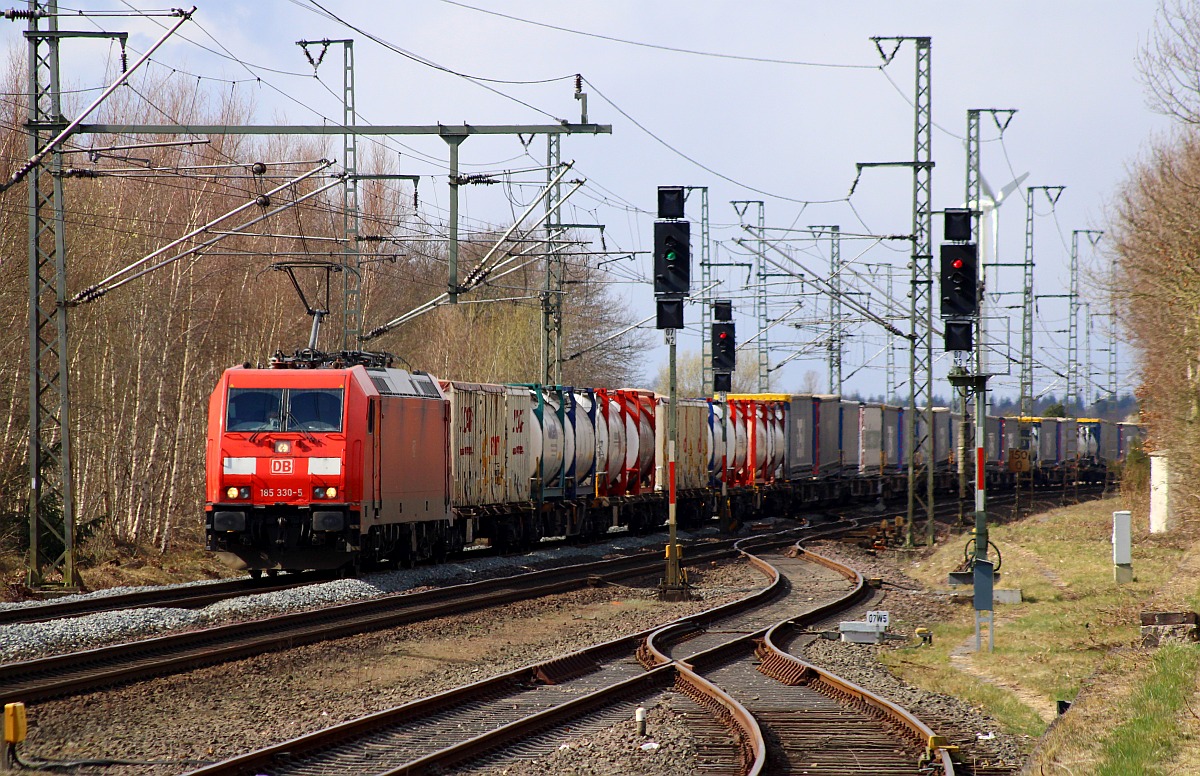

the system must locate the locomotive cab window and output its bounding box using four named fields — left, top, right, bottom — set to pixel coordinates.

left=289, top=389, right=343, bottom=432
left=226, top=387, right=344, bottom=433
left=227, top=388, right=284, bottom=431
